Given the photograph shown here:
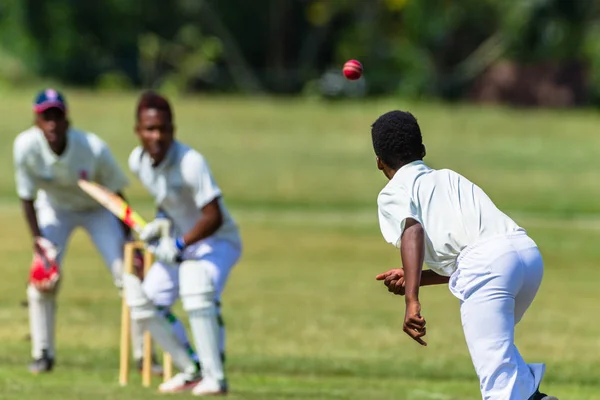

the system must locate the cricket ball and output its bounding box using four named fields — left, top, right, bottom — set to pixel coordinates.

left=343, top=60, right=363, bottom=80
